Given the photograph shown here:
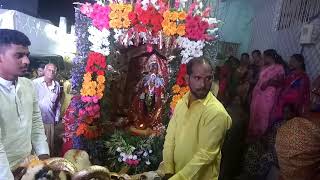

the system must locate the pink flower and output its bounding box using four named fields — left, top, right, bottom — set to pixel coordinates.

left=81, top=96, right=91, bottom=103
left=85, top=105, right=93, bottom=113
left=174, top=0, right=180, bottom=9
left=89, top=4, right=110, bottom=30
left=146, top=44, right=153, bottom=52
left=79, top=109, right=86, bottom=117
left=80, top=3, right=93, bottom=16
left=92, top=96, right=99, bottom=103
left=93, top=104, right=100, bottom=112
left=133, top=160, right=140, bottom=166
